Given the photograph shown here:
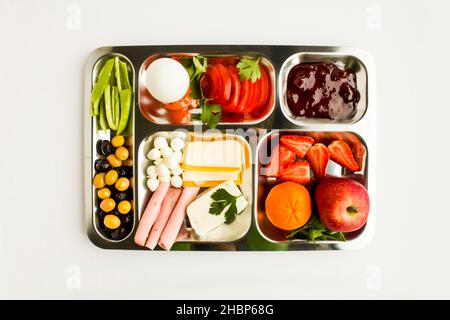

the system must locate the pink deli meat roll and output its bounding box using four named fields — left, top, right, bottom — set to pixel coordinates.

left=134, top=181, right=170, bottom=246
left=145, top=187, right=182, bottom=250
left=158, top=187, right=200, bottom=250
